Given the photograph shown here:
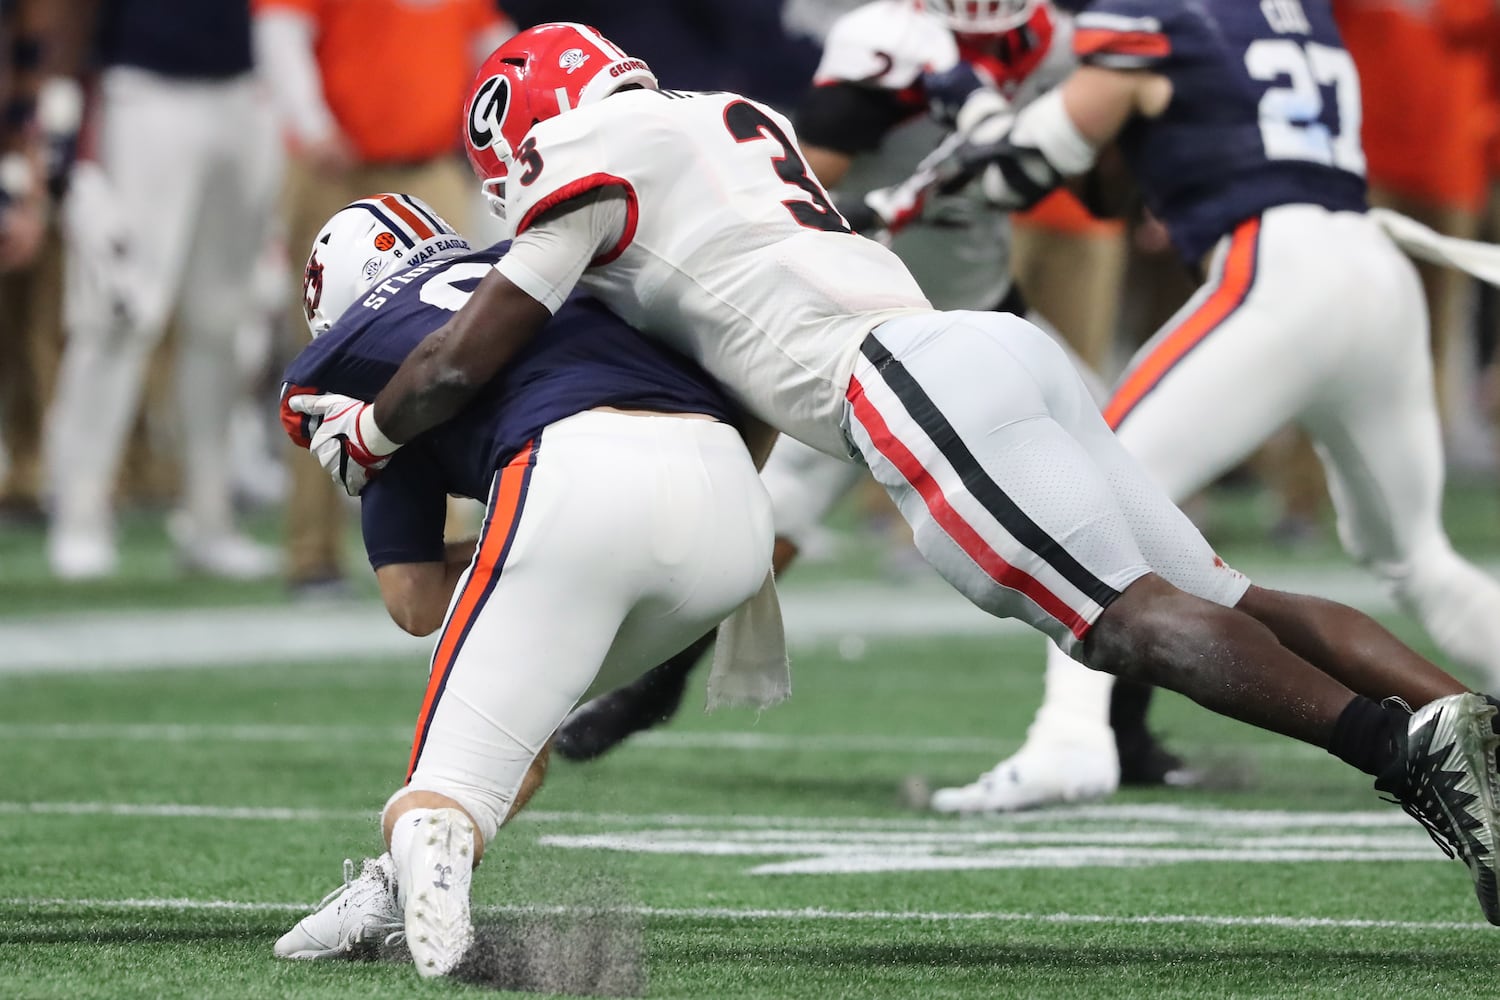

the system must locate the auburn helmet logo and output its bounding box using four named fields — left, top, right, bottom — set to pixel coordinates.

left=303, top=251, right=324, bottom=321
